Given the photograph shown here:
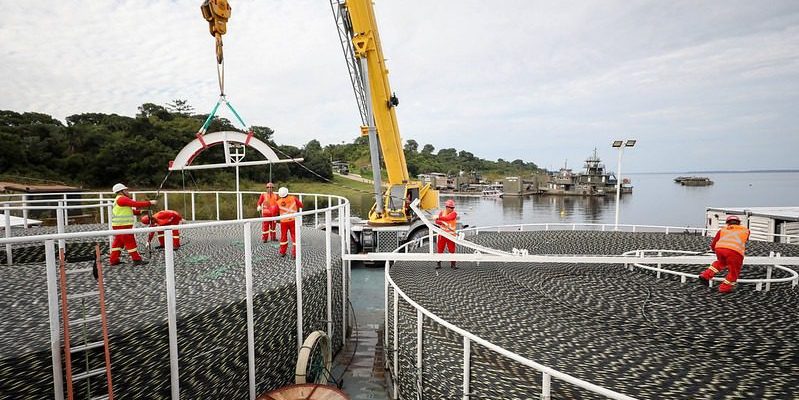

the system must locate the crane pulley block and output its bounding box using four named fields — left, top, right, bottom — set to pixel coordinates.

left=201, top=0, right=232, bottom=64
left=201, top=0, right=231, bottom=36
